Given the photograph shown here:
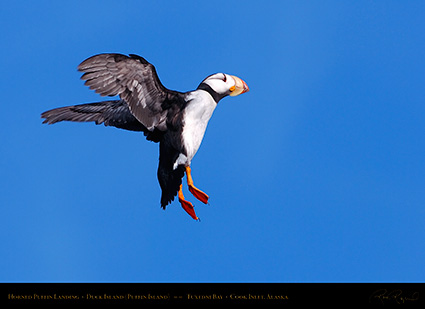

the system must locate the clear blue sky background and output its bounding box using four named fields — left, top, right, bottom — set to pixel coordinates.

left=1, top=1, right=424, bottom=282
